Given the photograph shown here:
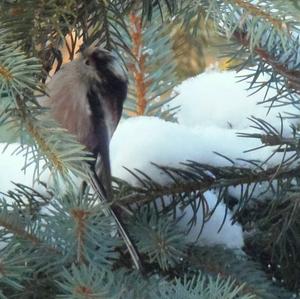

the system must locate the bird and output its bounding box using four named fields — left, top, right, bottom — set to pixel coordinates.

left=42, top=47, right=143, bottom=271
